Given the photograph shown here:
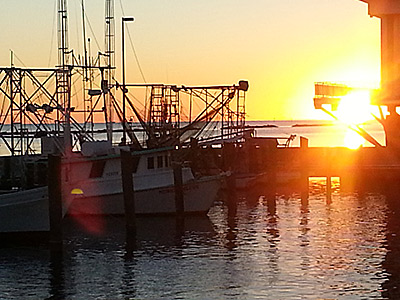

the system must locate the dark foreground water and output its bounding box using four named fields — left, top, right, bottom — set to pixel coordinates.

left=1, top=179, right=400, bottom=299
